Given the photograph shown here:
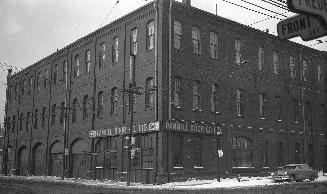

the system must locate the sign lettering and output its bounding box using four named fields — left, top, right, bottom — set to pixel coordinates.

left=164, top=120, right=222, bottom=136
left=277, top=14, right=327, bottom=41
left=288, top=0, right=327, bottom=25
